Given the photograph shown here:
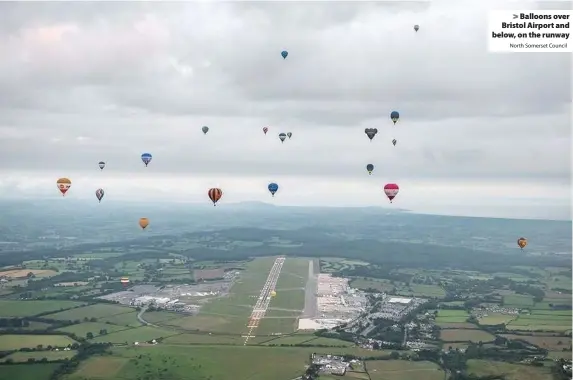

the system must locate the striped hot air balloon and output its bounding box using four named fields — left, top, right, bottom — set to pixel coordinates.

left=120, top=277, right=130, bottom=287
left=208, top=188, right=223, bottom=206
